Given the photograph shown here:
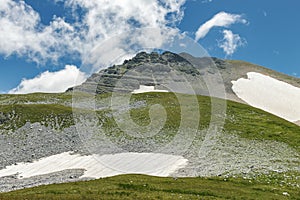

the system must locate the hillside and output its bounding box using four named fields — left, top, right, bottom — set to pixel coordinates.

left=0, top=92, right=299, bottom=194
left=0, top=52, right=299, bottom=198
left=73, top=51, right=300, bottom=124
left=73, top=51, right=300, bottom=102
